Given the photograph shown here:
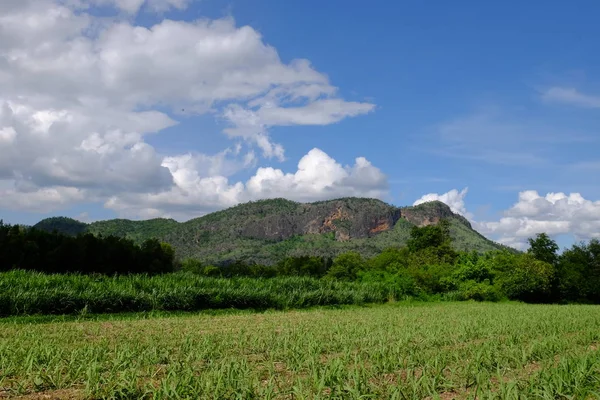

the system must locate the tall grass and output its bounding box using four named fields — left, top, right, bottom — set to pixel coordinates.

left=0, top=270, right=405, bottom=316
